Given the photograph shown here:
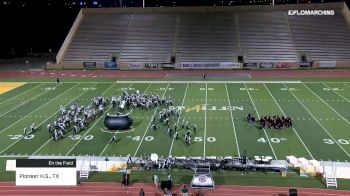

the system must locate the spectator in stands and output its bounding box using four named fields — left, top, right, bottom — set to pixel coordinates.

left=181, top=185, right=189, bottom=196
